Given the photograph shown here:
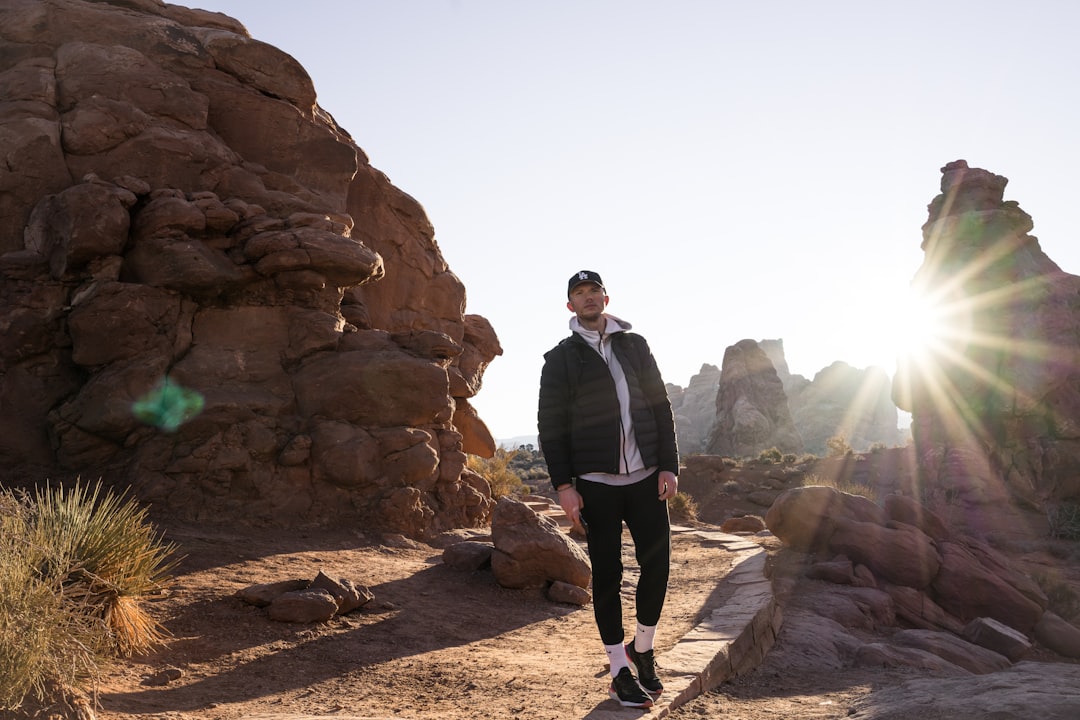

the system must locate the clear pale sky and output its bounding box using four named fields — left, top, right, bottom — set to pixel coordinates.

left=192, top=0, right=1080, bottom=442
